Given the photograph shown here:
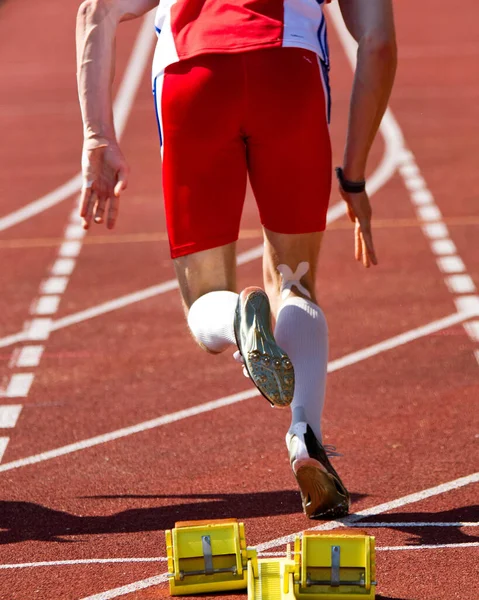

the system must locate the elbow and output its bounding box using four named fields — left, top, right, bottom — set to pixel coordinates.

left=77, top=0, right=108, bottom=24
